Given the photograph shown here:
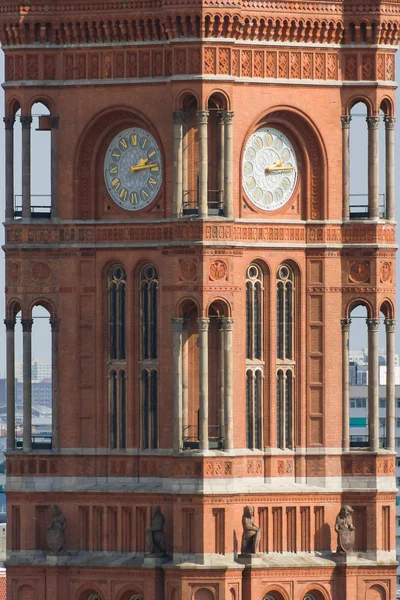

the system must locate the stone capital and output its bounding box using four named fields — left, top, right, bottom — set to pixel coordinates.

left=341, top=318, right=351, bottom=332
left=384, top=116, right=396, bottom=130
left=171, top=317, right=185, bottom=332
left=51, top=116, right=60, bottom=130
left=341, top=115, right=351, bottom=129
left=197, top=317, right=210, bottom=332
left=366, top=318, right=380, bottom=332
left=221, top=317, right=234, bottom=331
left=366, top=116, right=380, bottom=130
left=384, top=318, right=396, bottom=333
left=196, top=110, right=209, bottom=125
left=224, top=111, right=235, bottom=125
left=4, top=318, right=16, bottom=331
left=50, top=318, right=60, bottom=332
left=20, top=116, right=33, bottom=129
left=216, top=111, right=225, bottom=126
left=21, top=318, right=33, bottom=333
left=172, top=110, right=186, bottom=125
left=3, top=116, right=15, bottom=130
